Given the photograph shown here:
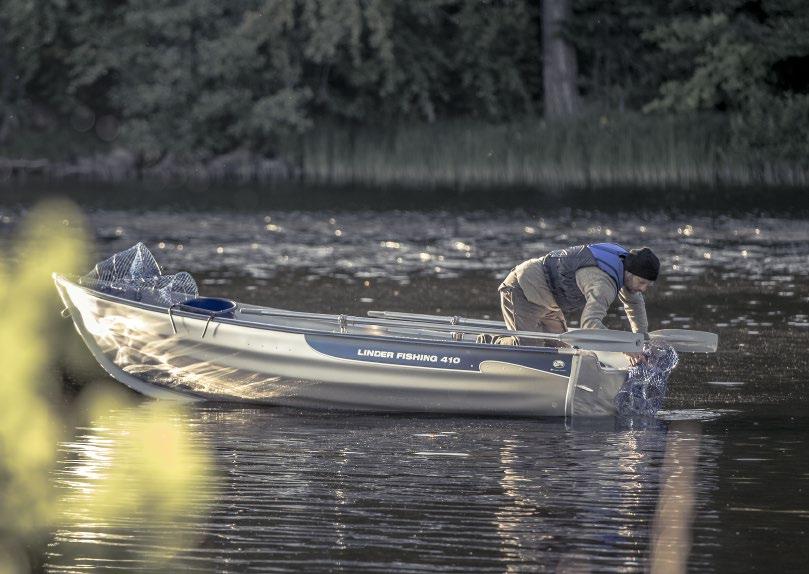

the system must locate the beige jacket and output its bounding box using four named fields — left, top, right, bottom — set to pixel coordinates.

left=512, top=259, right=648, bottom=333
left=574, top=266, right=648, bottom=333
